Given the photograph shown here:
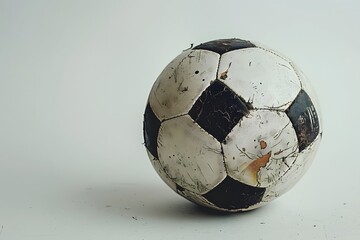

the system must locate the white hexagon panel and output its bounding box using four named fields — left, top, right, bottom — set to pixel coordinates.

left=222, top=110, right=299, bottom=188
left=217, top=47, right=301, bottom=110
left=157, top=115, right=226, bottom=194
left=144, top=38, right=322, bottom=212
